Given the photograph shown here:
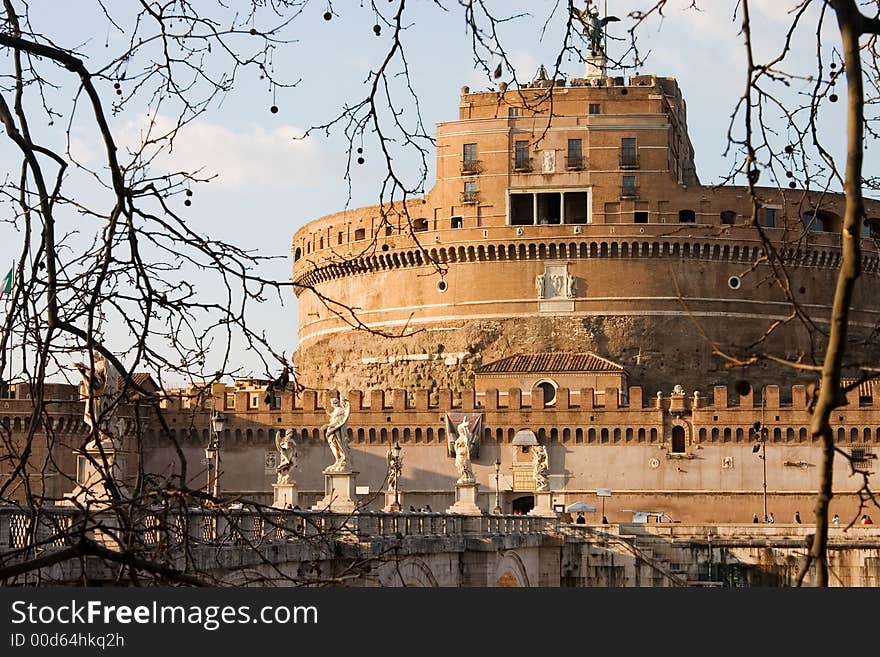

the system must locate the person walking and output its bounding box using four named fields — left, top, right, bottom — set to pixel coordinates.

left=753, top=513, right=760, bottom=523
left=832, top=514, right=840, bottom=525
left=767, top=512, right=775, bottom=524
left=794, top=511, right=801, bottom=524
